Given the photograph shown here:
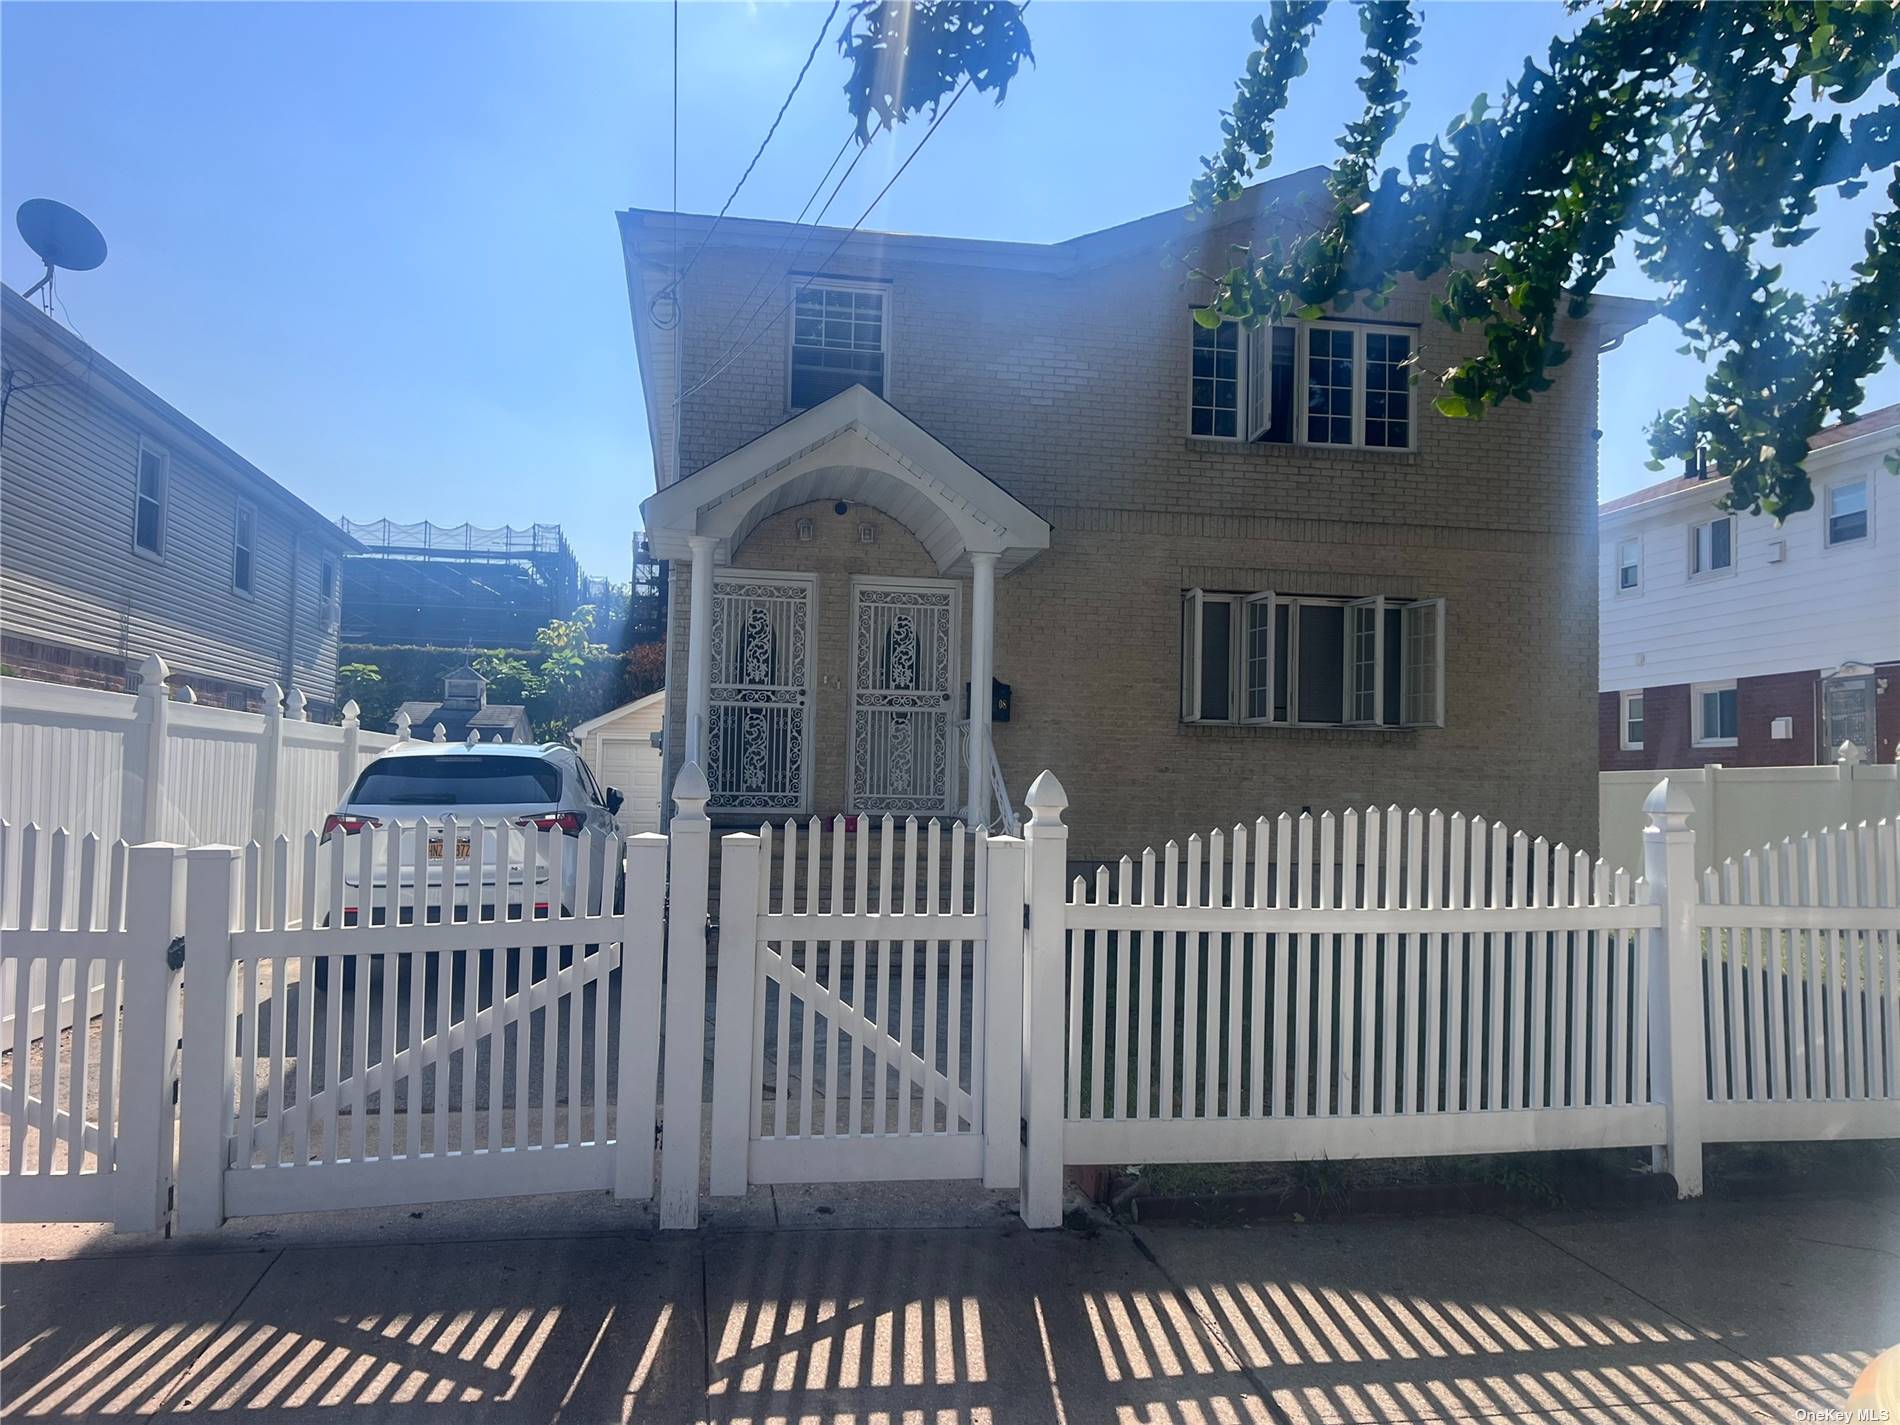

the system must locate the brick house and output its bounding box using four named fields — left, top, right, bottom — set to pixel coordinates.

left=1599, top=404, right=1900, bottom=773
left=620, top=172, right=1649, bottom=860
